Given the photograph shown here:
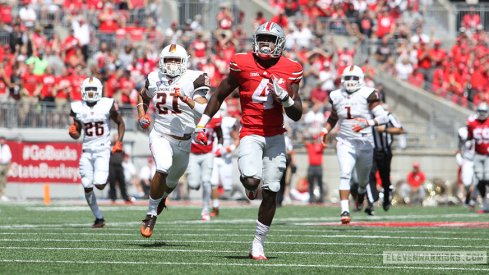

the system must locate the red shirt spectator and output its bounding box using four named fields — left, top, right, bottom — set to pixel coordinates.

left=462, top=11, right=480, bottom=30
left=305, top=138, right=324, bottom=166
left=216, top=6, right=233, bottom=30
left=375, top=10, right=395, bottom=39
left=98, top=3, right=119, bottom=33
left=22, top=70, right=39, bottom=97
left=408, top=68, right=425, bottom=88
left=68, top=69, right=85, bottom=101
left=191, top=35, right=208, bottom=59
left=40, top=72, right=56, bottom=101
left=417, top=43, right=431, bottom=69
left=271, top=12, right=288, bottom=29
left=428, top=41, right=447, bottom=67
left=55, top=75, right=72, bottom=99
left=62, top=33, right=80, bottom=65
left=407, top=162, right=425, bottom=189
left=0, top=3, right=12, bottom=24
